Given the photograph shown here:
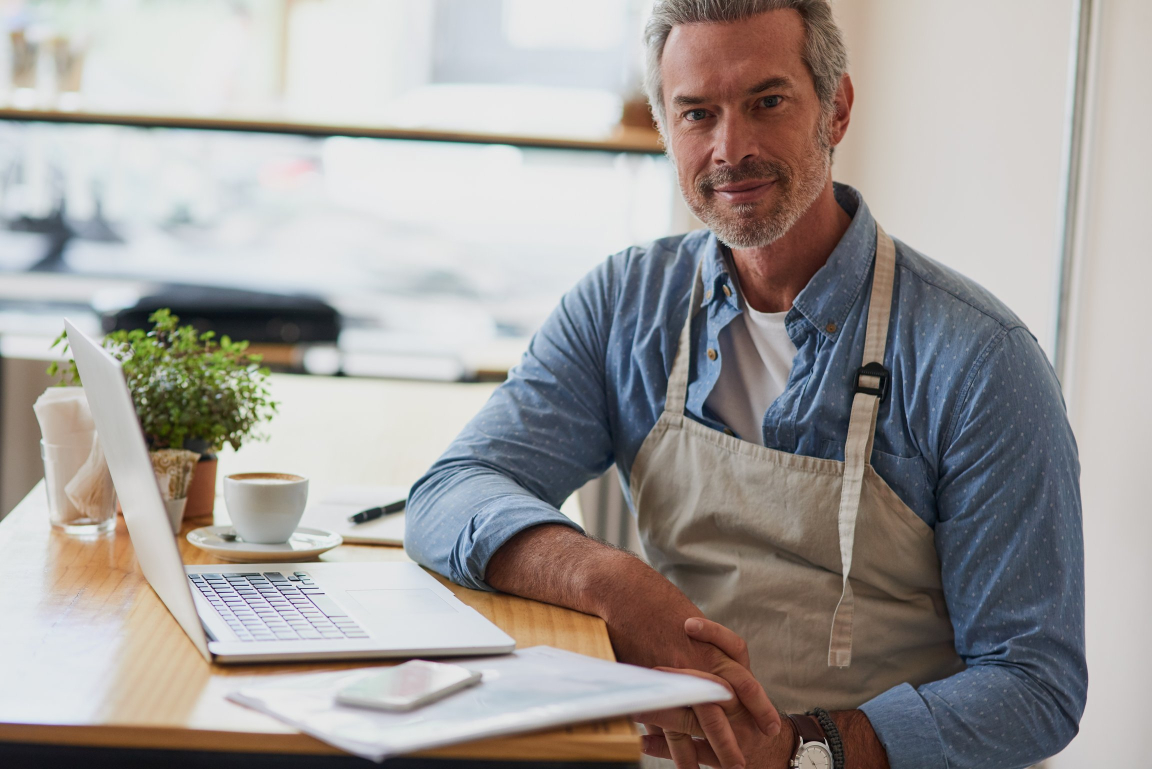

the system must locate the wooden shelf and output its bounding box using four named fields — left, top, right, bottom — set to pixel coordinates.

left=0, top=107, right=665, bottom=155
